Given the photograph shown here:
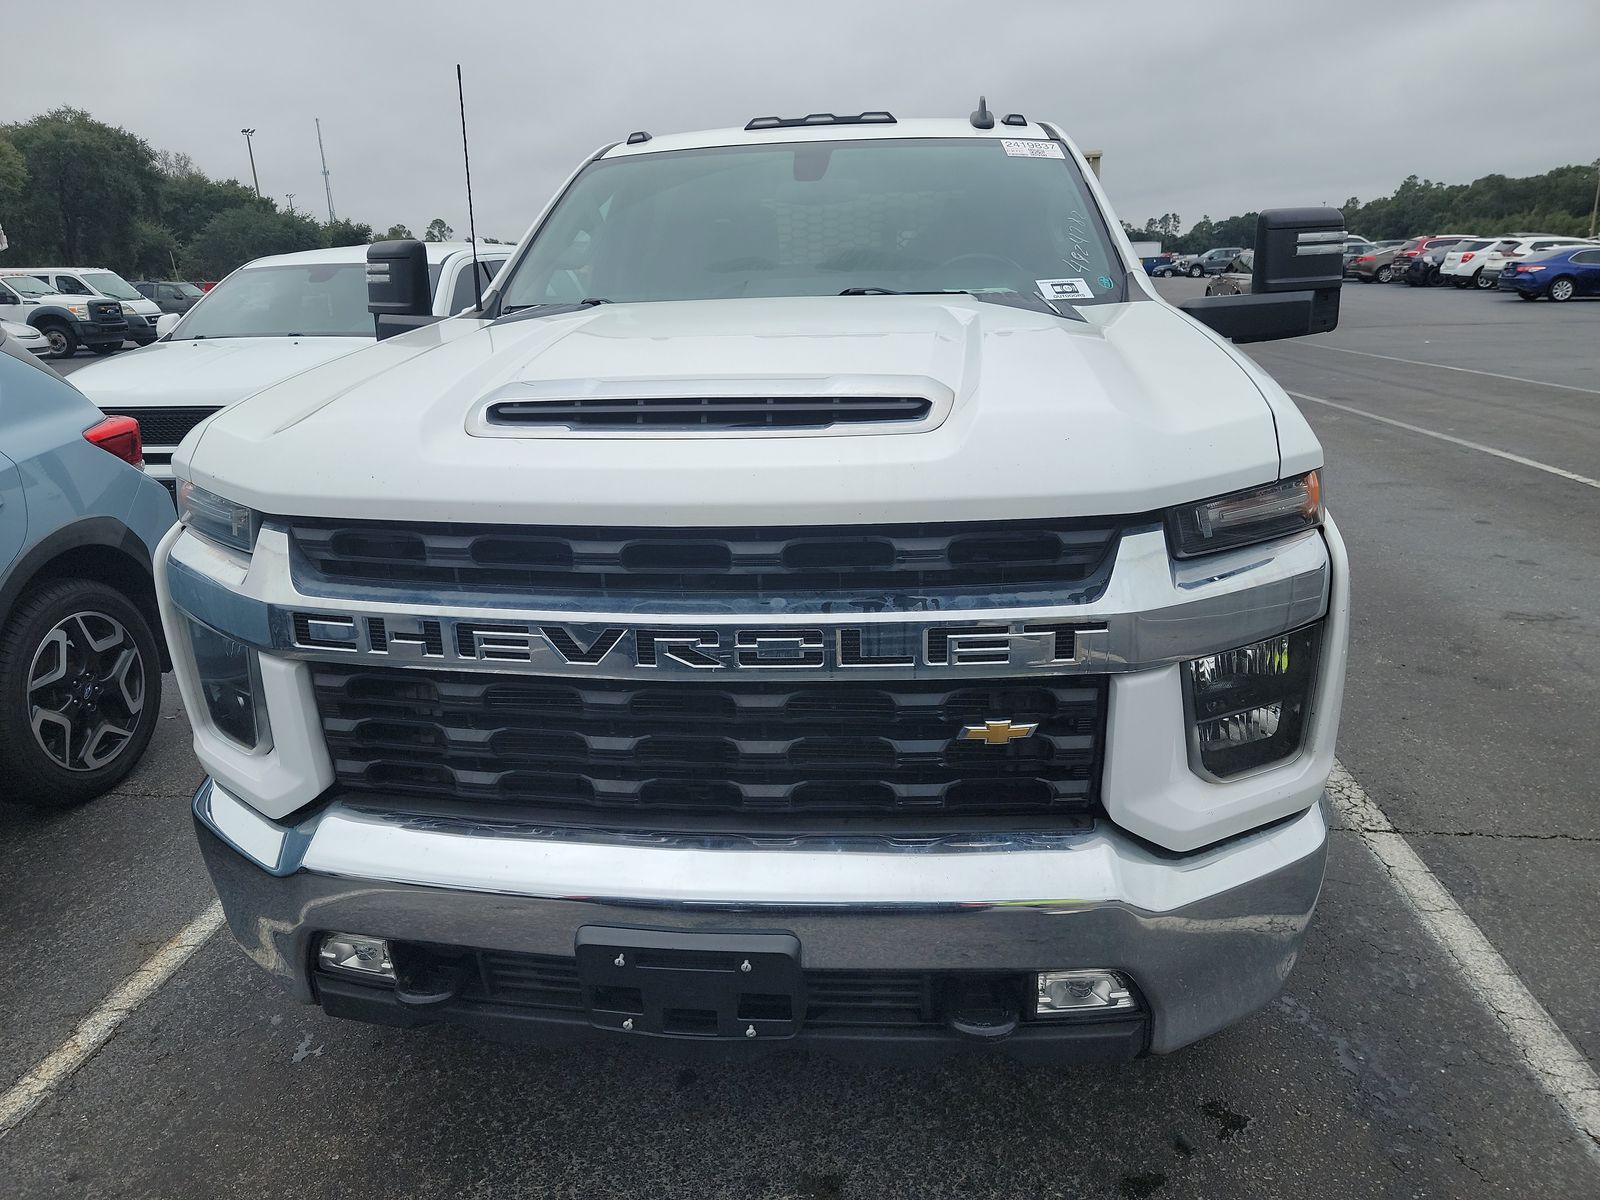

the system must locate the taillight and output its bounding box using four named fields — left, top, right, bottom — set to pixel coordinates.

left=1355, top=255, right=1375, bottom=262
left=1461, top=253, right=1475, bottom=262
left=84, top=416, right=143, bottom=467
left=1505, top=251, right=1523, bottom=258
